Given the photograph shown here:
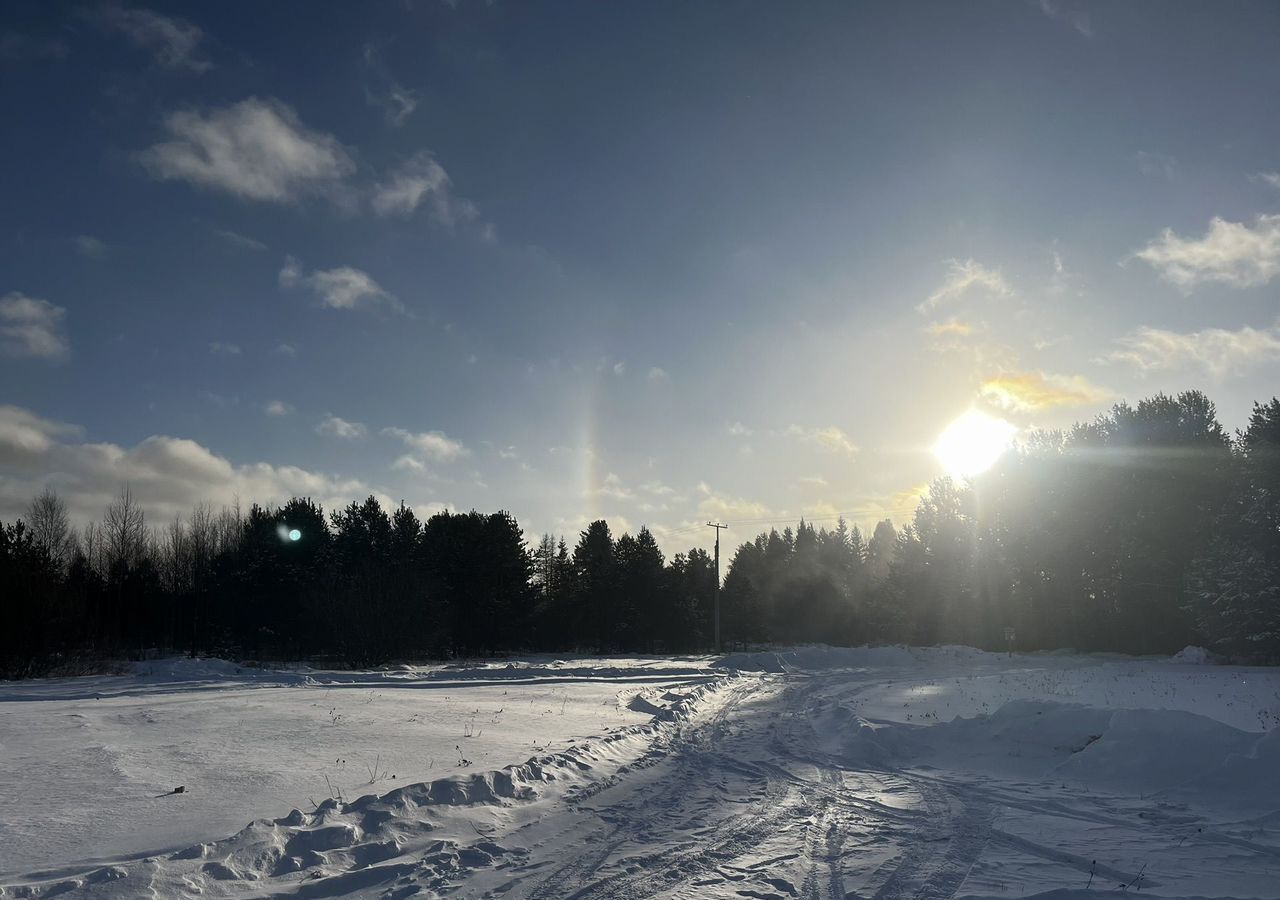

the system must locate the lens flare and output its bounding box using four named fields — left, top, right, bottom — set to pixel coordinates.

left=289, top=528, right=301, bottom=542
